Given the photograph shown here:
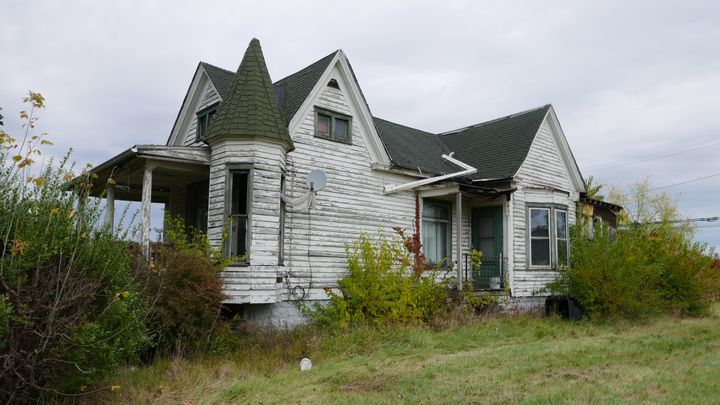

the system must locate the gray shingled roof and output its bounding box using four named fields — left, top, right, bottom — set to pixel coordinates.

left=201, top=51, right=551, bottom=180
left=201, top=62, right=234, bottom=100
left=202, top=51, right=339, bottom=126
left=274, top=51, right=339, bottom=125
left=205, top=39, right=292, bottom=150
left=440, top=105, right=551, bottom=179
left=374, top=106, right=551, bottom=179
left=373, top=117, right=457, bottom=174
